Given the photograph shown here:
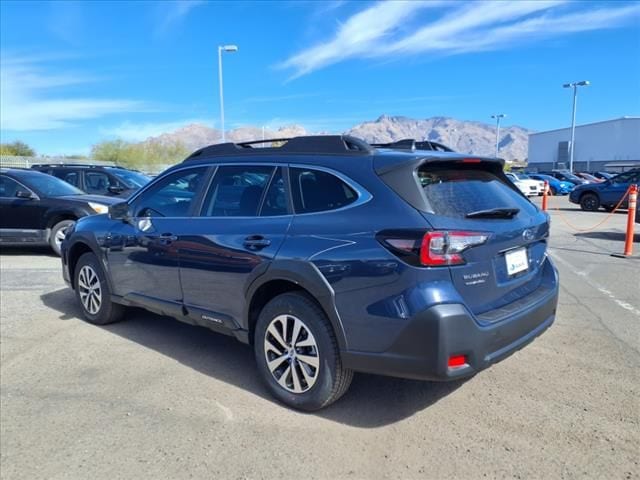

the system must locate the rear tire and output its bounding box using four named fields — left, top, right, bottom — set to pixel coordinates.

left=254, top=292, right=353, bottom=411
left=49, top=219, right=75, bottom=256
left=549, top=186, right=556, bottom=196
left=74, top=252, right=125, bottom=325
left=580, top=193, right=600, bottom=211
